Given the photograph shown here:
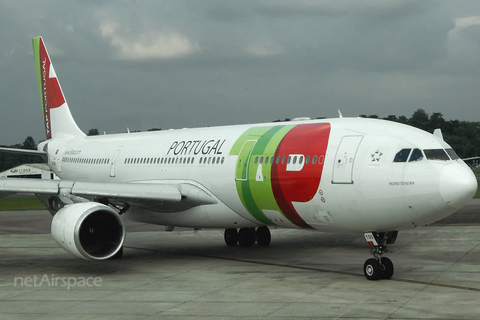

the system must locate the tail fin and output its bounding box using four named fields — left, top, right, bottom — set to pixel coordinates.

left=32, top=37, right=85, bottom=140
